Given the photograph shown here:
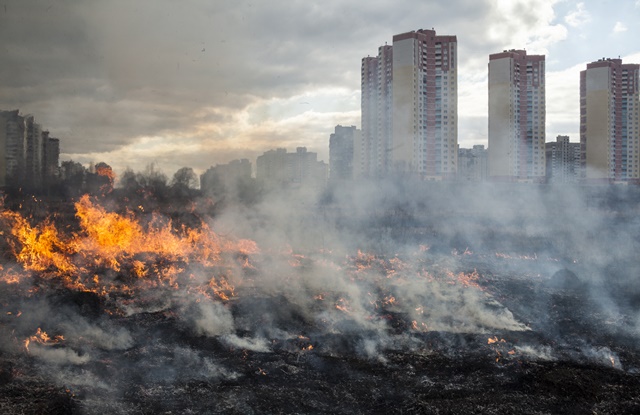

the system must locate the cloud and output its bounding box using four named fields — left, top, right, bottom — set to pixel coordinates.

left=613, top=22, right=628, bottom=33
left=564, top=2, right=591, bottom=27
left=545, top=61, right=585, bottom=141
left=0, top=0, right=613, bottom=176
